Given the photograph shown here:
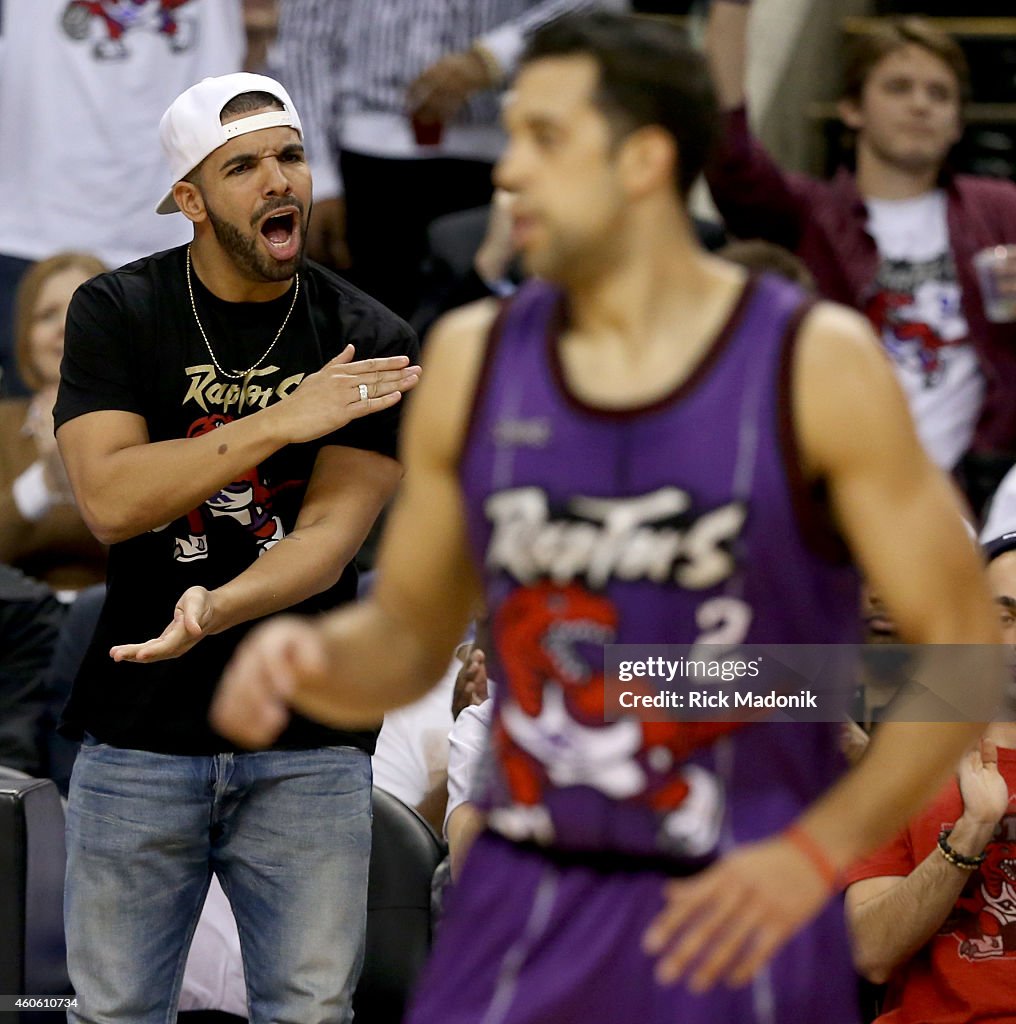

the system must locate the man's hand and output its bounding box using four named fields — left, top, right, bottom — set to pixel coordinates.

left=307, top=196, right=351, bottom=270
left=452, top=646, right=489, bottom=720
left=406, top=50, right=497, bottom=128
left=26, top=385, right=75, bottom=503
left=271, top=345, right=421, bottom=445
left=242, top=0, right=278, bottom=72
left=643, top=832, right=834, bottom=992
left=840, top=718, right=870, bottom=767
left=957, top=736, right=1010, bottom=829
left=474, top=189, right=519, bottom=287
left=110, top=586, right=214, bottom=663
left=210, top=616, right=329, bottom=747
